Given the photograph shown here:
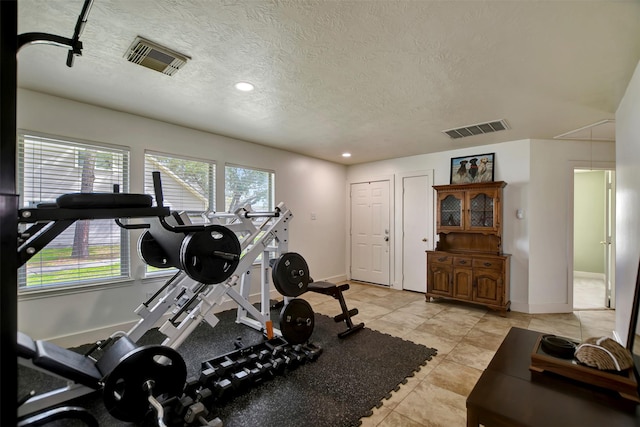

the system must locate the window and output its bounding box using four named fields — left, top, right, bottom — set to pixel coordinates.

left=224, top=164, right=274, bottom=213
left=144, top=152, right=216, bottom=274
left=144, top=151, right=215, bottom=219
left=18, top=132, right=130, bottom=291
